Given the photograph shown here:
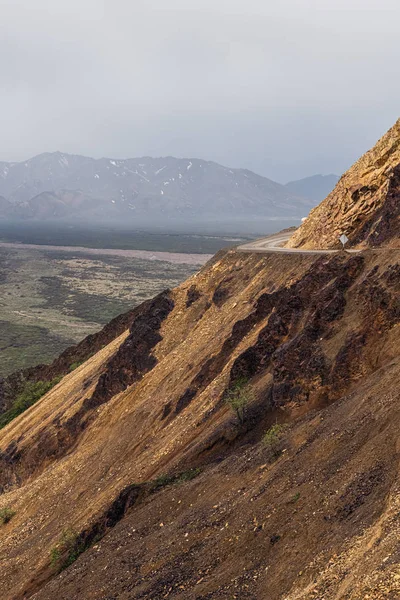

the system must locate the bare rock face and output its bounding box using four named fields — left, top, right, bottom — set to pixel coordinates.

left=287, top=118, right=400, bottom=249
